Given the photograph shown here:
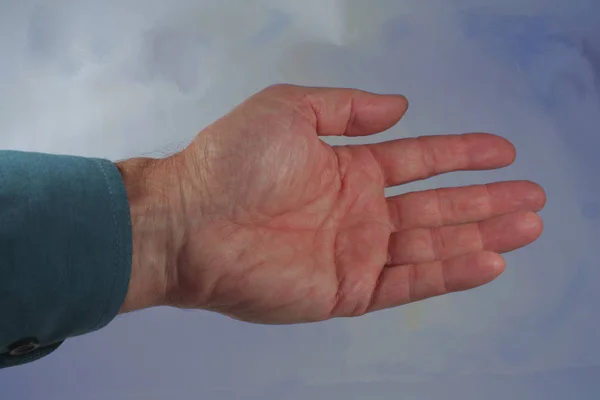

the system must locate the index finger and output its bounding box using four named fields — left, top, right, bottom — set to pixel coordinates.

left=367, top=133, right=517, bottom=187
